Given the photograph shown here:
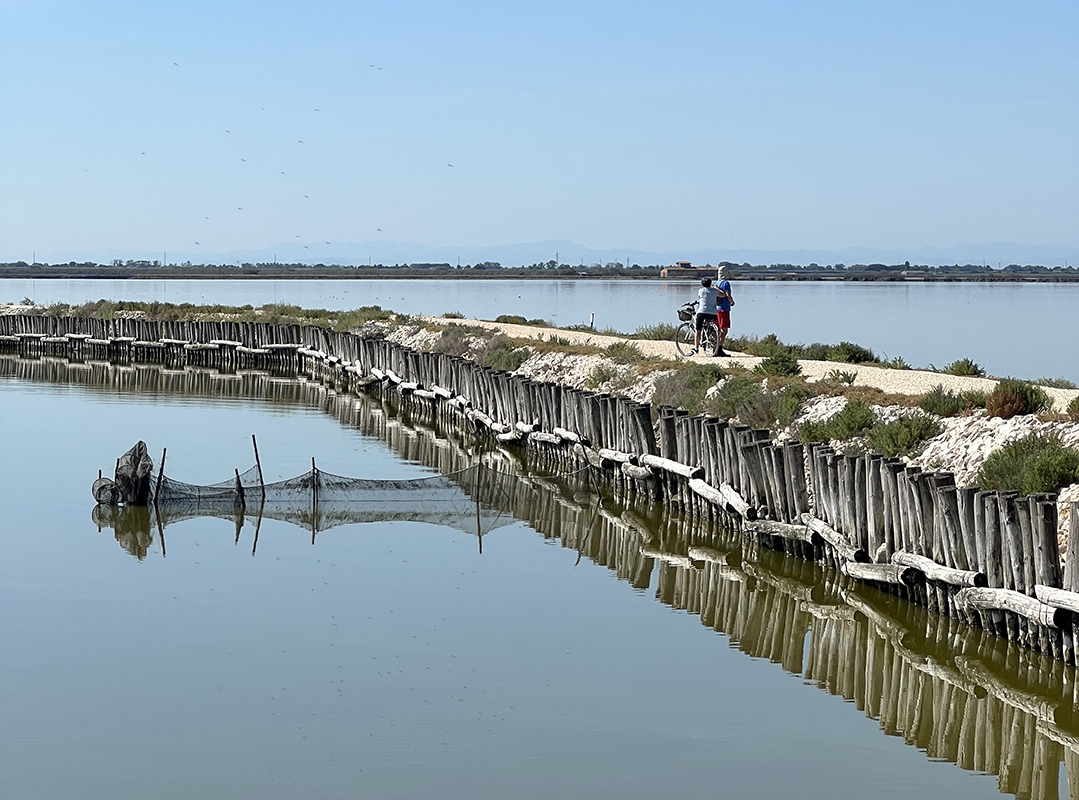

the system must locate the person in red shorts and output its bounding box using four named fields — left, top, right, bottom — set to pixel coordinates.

left=715, top=266, right=734, bottom=356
